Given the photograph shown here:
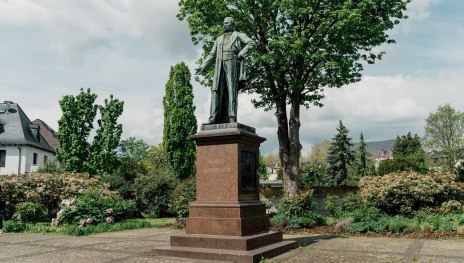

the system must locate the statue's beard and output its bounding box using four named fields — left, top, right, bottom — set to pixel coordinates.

left=224, top=27, right=234, bottom=33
